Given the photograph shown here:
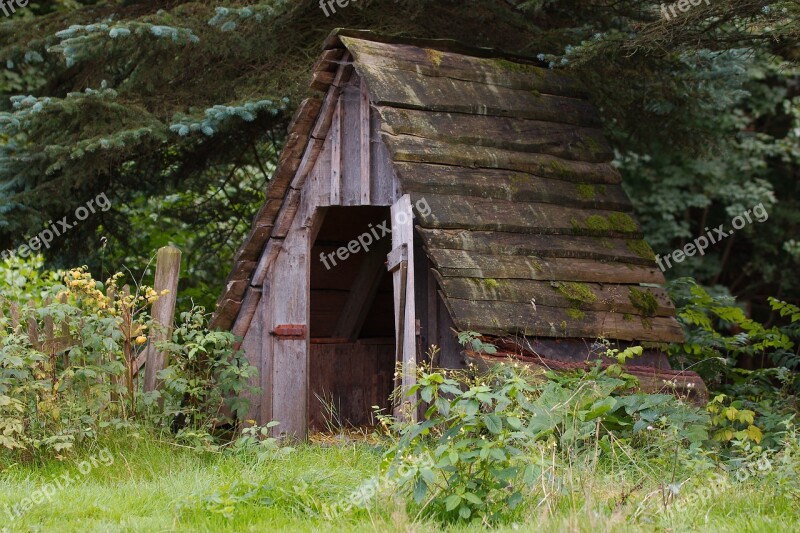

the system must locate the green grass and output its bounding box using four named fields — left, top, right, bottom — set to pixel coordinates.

left=1, top=432, right=798, bottom=532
